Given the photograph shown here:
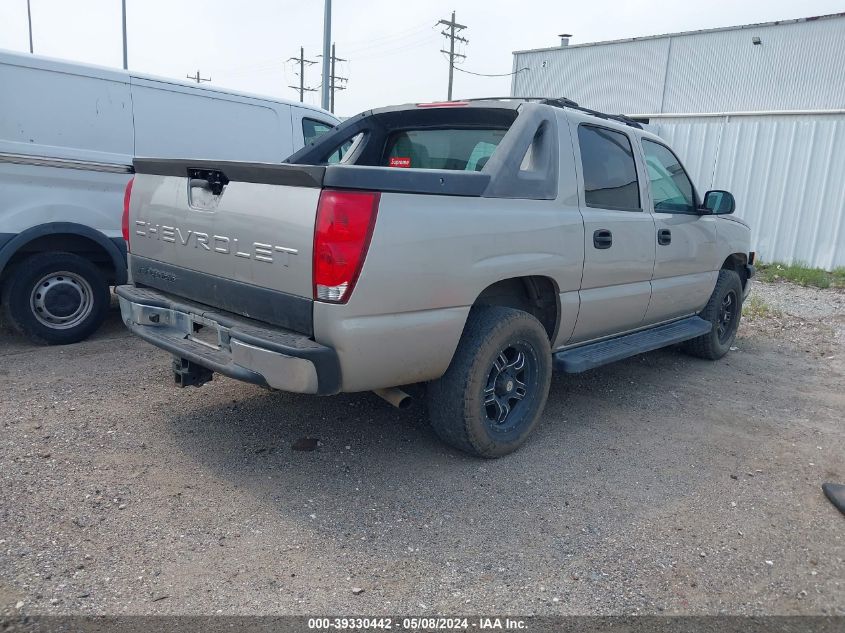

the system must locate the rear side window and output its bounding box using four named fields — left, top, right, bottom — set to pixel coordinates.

left=327, top=133, right=362, bottom=164
left=577, top=124, right=640, bottom=211
left=302, top=118, right=335, bottom=144
left=383, top=128, right=507, bottom=171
